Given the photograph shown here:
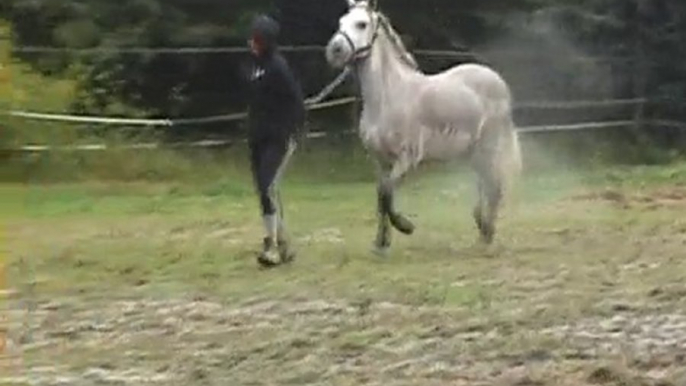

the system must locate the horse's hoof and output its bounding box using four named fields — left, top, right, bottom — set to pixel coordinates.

left=481, top=231, right=495, bottom=245
left=372, top=246, right=389, bottom=257
left=391, top=214, right=415, bottom=235
left=473, top=240, right=501, bottom=258
left=278, top=240, right=296, bottom=264
left=258, top=238, right=282, bottom=268
left=257, top=252, right=281, bottom=269
left=280, top=249, right=296, bottom=265
left=476, top=222, right=495, bottom=245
